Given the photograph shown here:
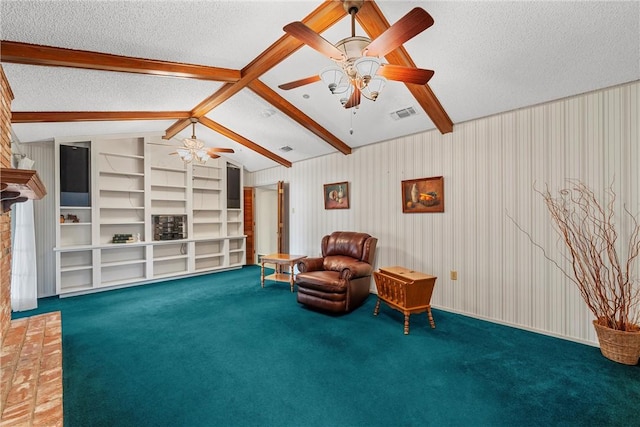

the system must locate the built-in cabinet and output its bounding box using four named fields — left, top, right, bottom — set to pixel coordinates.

left=54, top=134, right=246, bottom=296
